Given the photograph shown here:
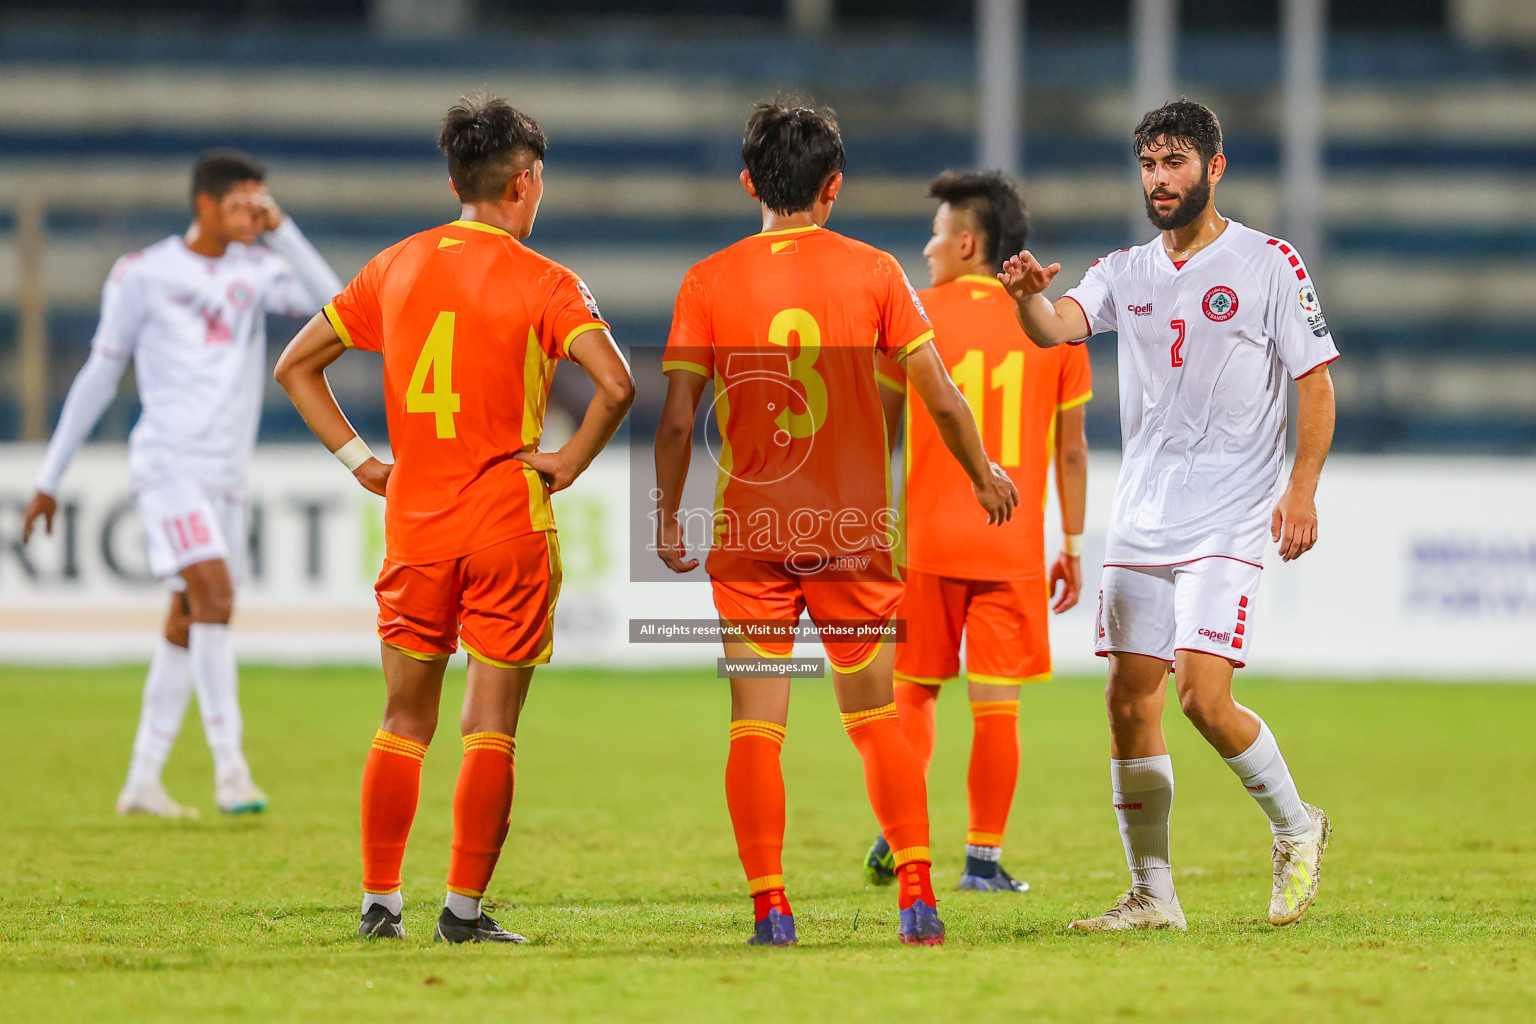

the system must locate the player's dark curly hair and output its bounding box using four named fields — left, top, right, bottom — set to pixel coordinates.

left=927, top=170, right=1029, bottom=271
left=438, top=93, right=547, bottom=203
left=1133, top=99, right=1223, bottom=166
left=741, top=100, right=846, bottom=216
left=190, top=149, right=265, bottom=208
